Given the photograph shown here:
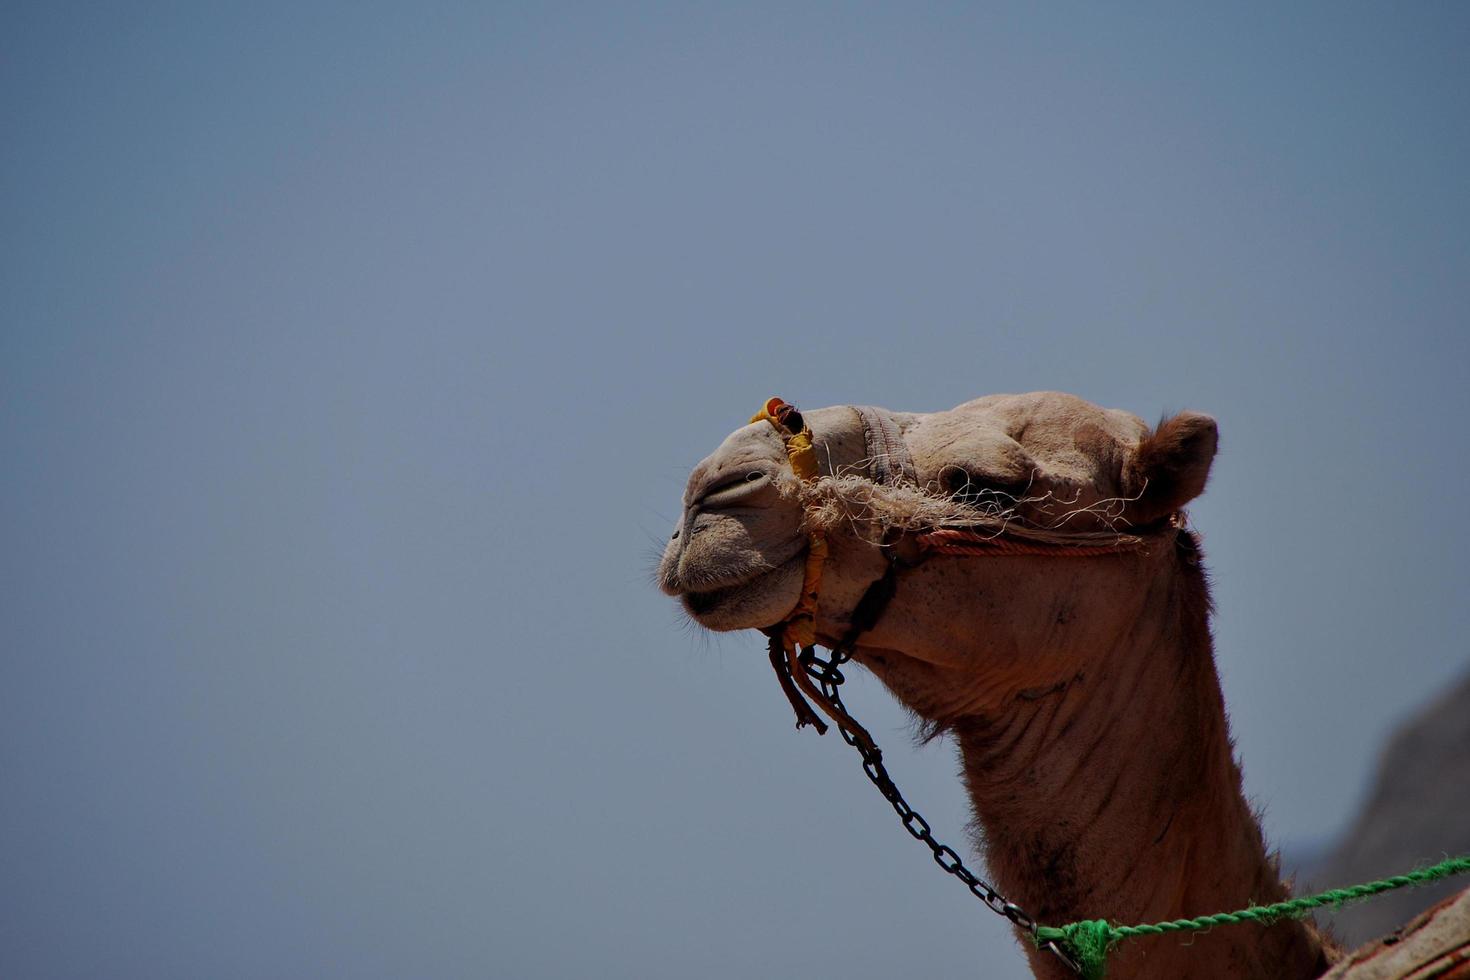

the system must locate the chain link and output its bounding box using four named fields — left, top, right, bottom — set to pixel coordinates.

left=797, top=644, right=1083, bottom=974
